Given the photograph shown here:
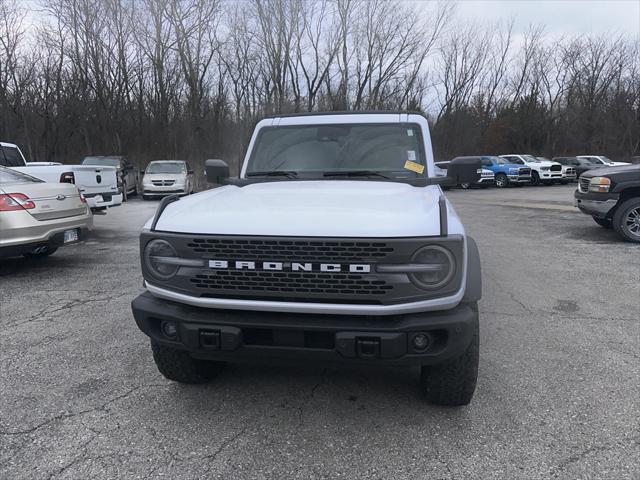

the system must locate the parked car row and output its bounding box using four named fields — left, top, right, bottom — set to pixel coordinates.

left=436, top=153, right=632, bottom=189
